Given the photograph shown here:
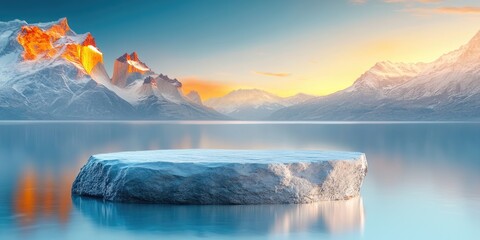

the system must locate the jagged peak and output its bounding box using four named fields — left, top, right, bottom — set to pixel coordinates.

left=117, top=52, right=141, bottom=62
left=155, top=74, right=181, bottom=87
left=56, top=17, right=70, bottom=31
left=31, top=17, right=70, bottom=33
left=117, top=53, right=129, bottom=61
left=16, top=18, right=103, bottom=74
left=143, top=76, right=156, bottom=84
left=131, top=51, right=139, bottom=61
left=82, top=33, right=96, bottom=47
